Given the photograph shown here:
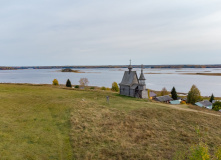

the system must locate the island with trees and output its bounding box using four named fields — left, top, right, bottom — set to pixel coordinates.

left=61, top=68, right=84, bottom=73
